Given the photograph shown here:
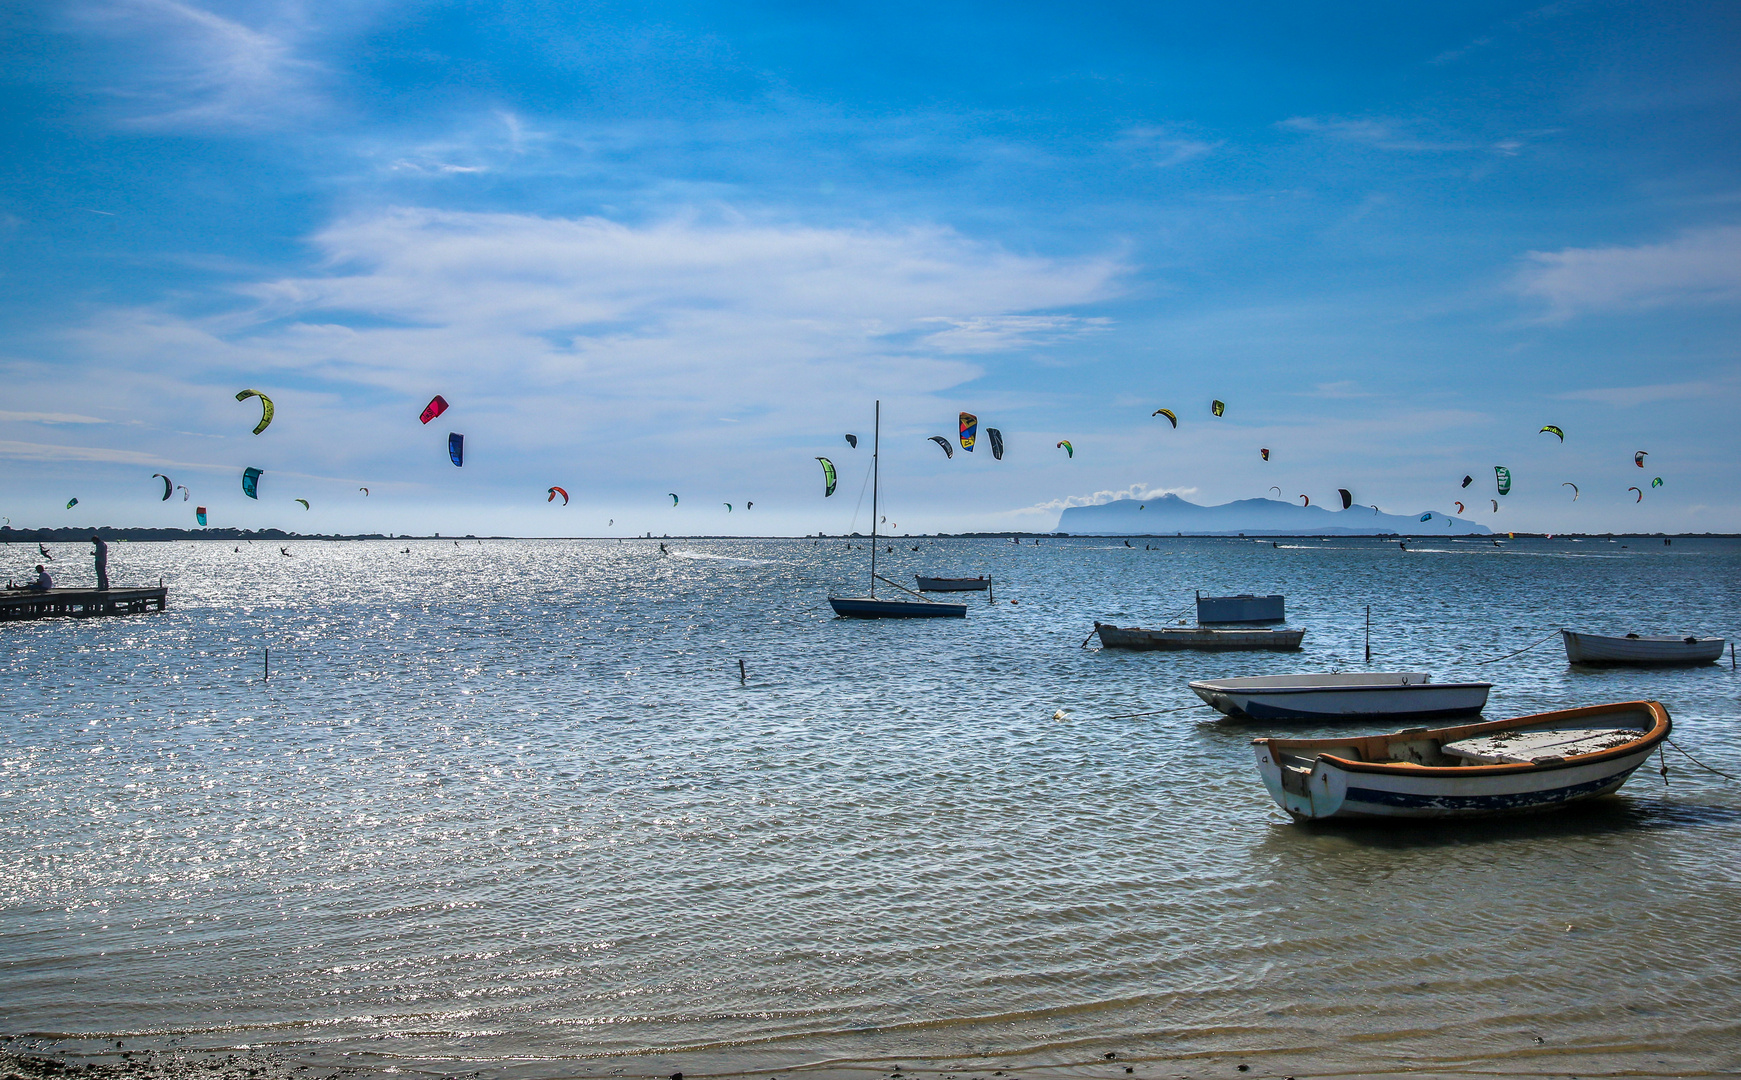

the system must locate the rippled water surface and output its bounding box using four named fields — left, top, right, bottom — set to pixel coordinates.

left=4, top=536, right=1740, bottom=1077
